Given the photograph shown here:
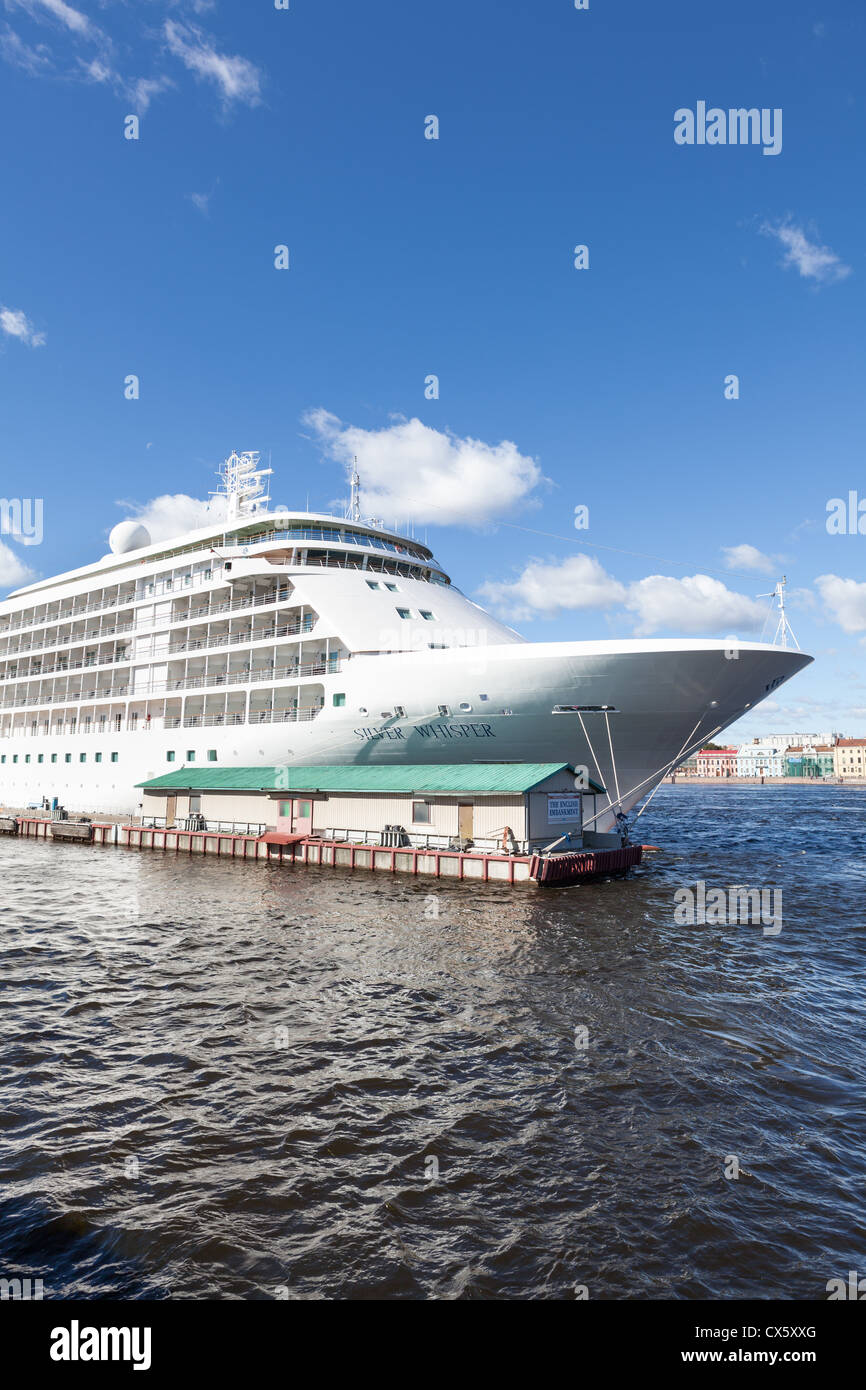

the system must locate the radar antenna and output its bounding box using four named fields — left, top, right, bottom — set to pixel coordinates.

left=756, top=575, right=799, bottom=650
left=212, top=451, right=273, bottom=522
